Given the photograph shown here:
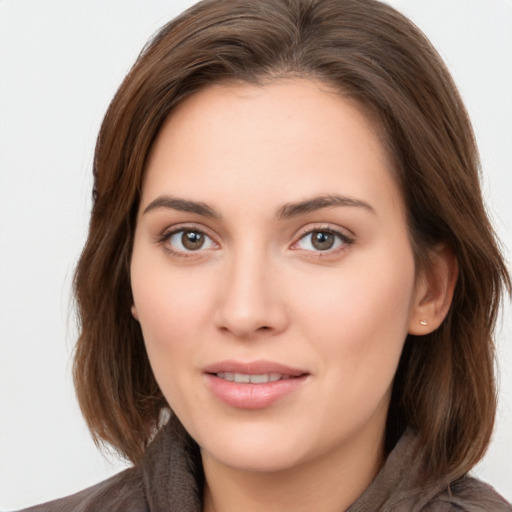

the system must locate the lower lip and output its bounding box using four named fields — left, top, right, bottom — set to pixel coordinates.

left=205, top=374, right=308, bottom=409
